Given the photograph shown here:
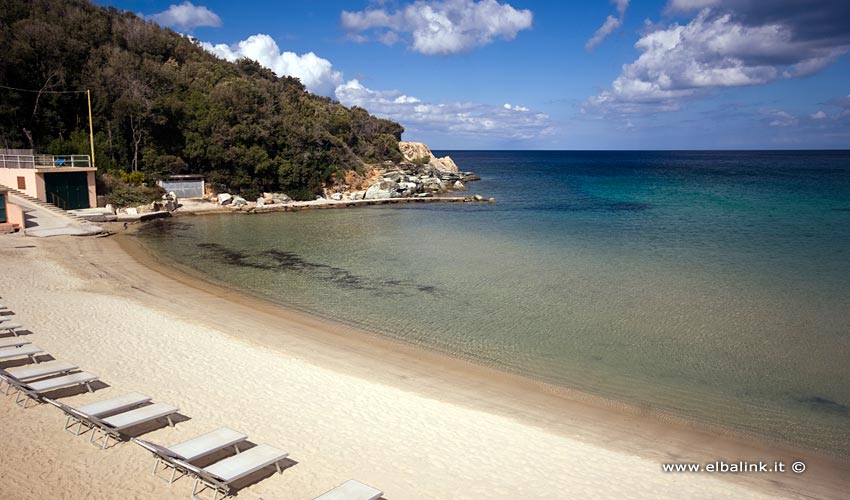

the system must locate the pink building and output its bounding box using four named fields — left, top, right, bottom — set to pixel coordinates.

left=0, top=185, right=24, bottom=232
left=0, top=149, right=96, bottom=210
